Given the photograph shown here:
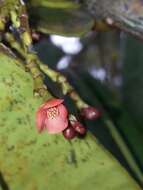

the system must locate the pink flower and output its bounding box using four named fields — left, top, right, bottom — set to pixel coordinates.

left=36, top=99, right=68, bottom=134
